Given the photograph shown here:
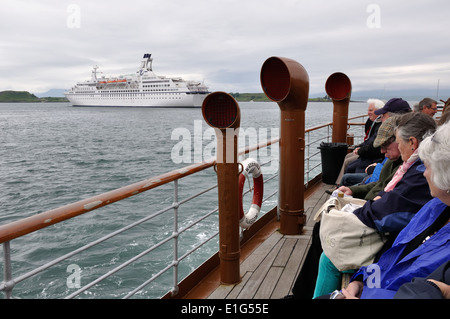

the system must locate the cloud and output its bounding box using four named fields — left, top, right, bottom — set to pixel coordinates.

left=0, top=0, right=449, bottom=96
